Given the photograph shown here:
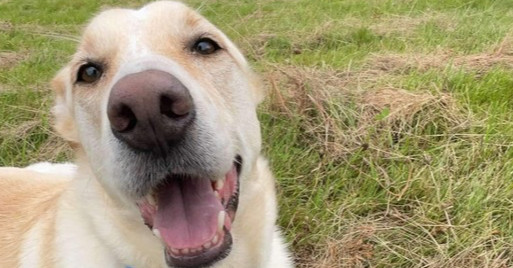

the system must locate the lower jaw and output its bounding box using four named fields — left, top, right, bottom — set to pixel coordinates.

left=164, top=230, right=233, bottom=268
